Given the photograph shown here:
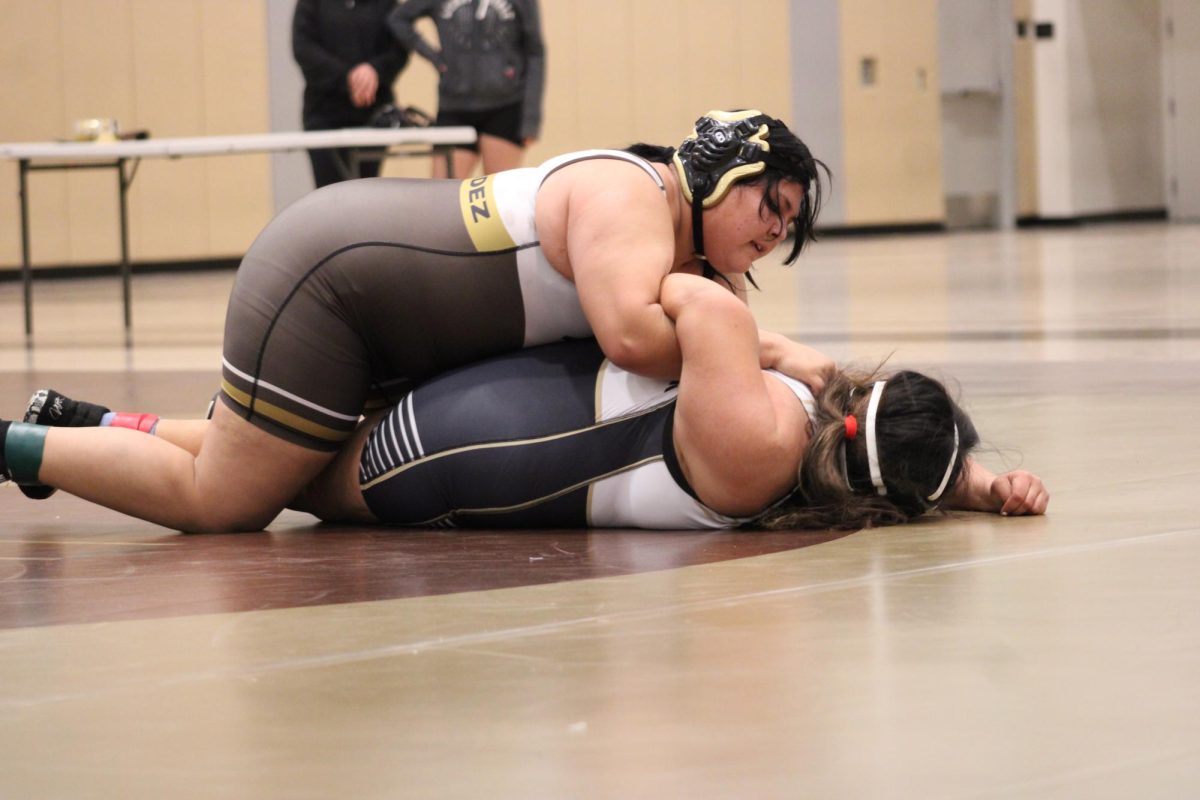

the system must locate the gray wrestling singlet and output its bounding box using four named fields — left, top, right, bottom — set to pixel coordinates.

left=218, top=150, right=664, bottom=450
